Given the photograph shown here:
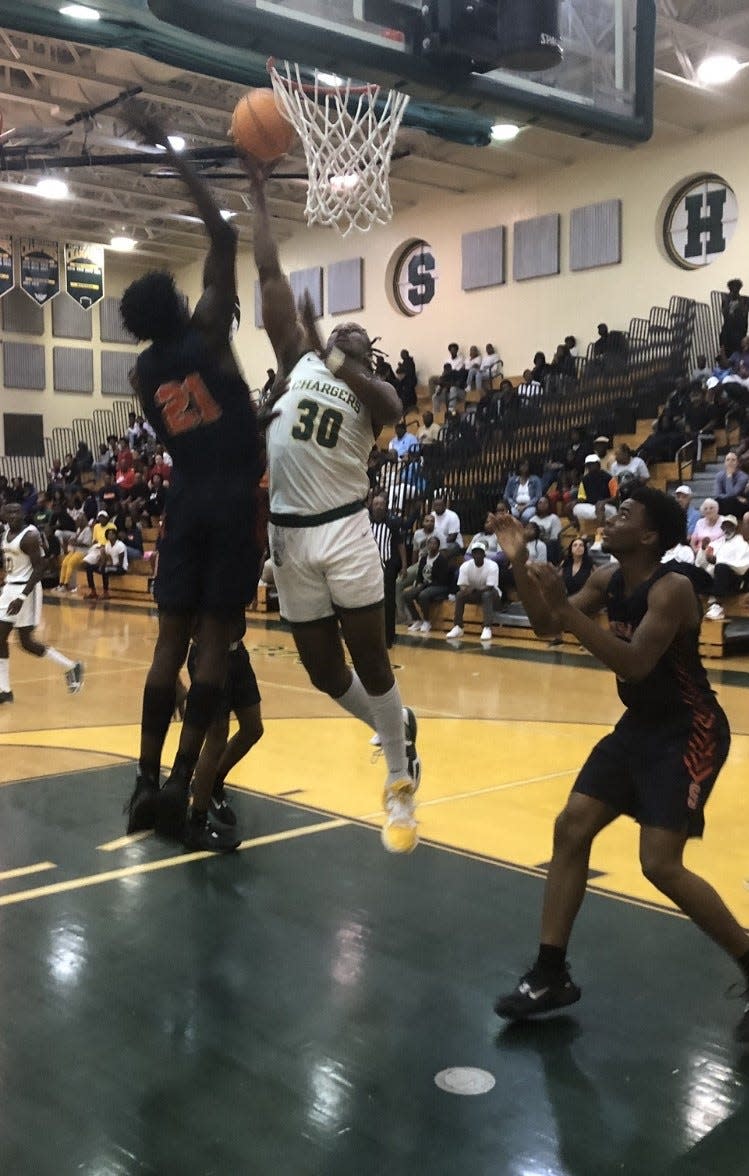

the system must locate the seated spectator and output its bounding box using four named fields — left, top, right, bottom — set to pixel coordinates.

left=32, top=495, right=52, bottom=531
left=561, top=537, right=594, bottom=595
left=396, top=512, right=435, bottom=621
left=126, top=411, right=141, bottom=451
left=548, top=343, right=576, bottom=393
left=56, top=518, right=94, bottom=593
left=639, top=406, right=686, bottom=465
left=714, top=452, right=749, bottom=520
left=388, top=420, right=419, bottom=462
left=564, top=335, right=578, bottom=358
left=691, top=354, right=711, bottom=383
left=50, top=499, right=77, bottom=549
left=524, top=521, right=548, bottom=564
left=464, top=346, right=482, bottom=393
left=478, top=344, right=501, bottom=390
left=145, top=474, right=166, bottom=521
left=93, top=444, right=113, bottom=481
left=547, top=468, right=579, bottom=516
left=566, top=427, right=589, bottom=476
left=505, top=459, right=542, bottom=522
left=60, top=454, right=76, bottom=487
left=593, top=434, right=615, bottom=471
left=698, top=515, right=749, bottom=619
left=572, top=455, right=617, bottom=524
left=593, top=323, right=610, bottom=358
left=99, top=472, right=121, bottom=517
left=115, top=456, right=137, bottom=493
left=674, top=485, right=700, bottom=539
left=445, top=540, right=502, bottom=643
left=367, top=444, right=388, bottom=490
left=375, top=355, right=398, bottom=386
left=662, top=539, right=695, bottom=564
left=84, top=525, right=129, bottom=601
left=261, top=368, right=276, bottom=398
left=529, top=496, right=562, bottom=564
left=610, top=443, right=649, bottom=484
left=47, top=458, right=64, bottom=490
left=429, top=343, right=465, bottom=415
left=530, top=351, right=548, bottom=385
left=431, top=496, right=464, bottom=557
left=683, top=383, right=717, bottom=461
left=388, top=452, right=427, bottom=513
left=395, top=349, right=418, bottom=412
left=518, top=370, right=544, bottom=407
left=119, top=512, right=144, bottom=562
left=149, top=445, right=172, bottom=482
left=72, top=440, right=93, bottom=479
left=690, top=497, right=724, bottom=553
left=462, top=515, right=499, bottom=559
left=417, top=410, right=440, bottom=447
left=402, top=536, right=451, bottom=634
